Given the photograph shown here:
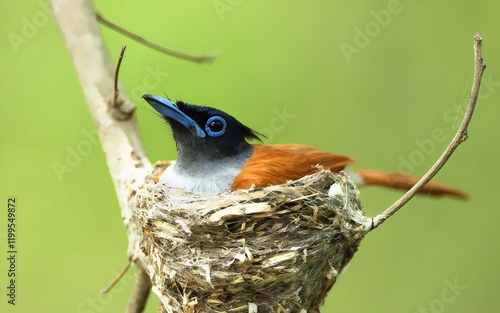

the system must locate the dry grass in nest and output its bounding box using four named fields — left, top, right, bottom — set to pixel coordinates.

left=134, top=163, right=372, bottom=313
